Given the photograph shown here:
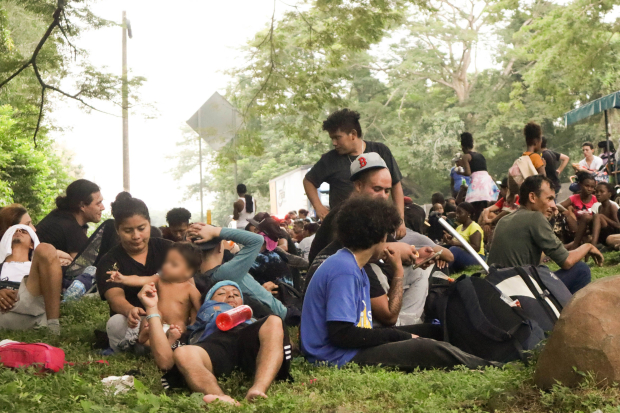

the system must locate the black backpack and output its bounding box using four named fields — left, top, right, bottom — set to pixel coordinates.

left=485, top=265, right=572, bottom=332
left=444, top=275, right=545, bottom=363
